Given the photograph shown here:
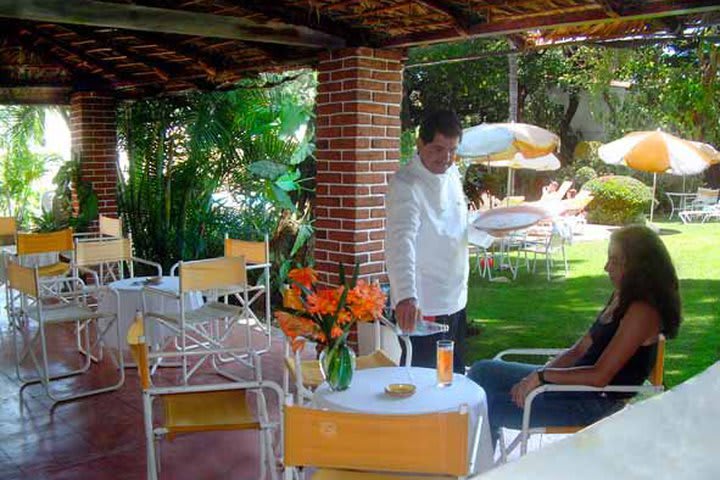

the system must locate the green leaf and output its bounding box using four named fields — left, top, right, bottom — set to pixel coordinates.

left=290, top=221, right=313, bottom=257
left=248, top=160, right=288, bottom=180
left=274, top=169, right=301, bottom=192
left=270, top=183, right=296, bottom=211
